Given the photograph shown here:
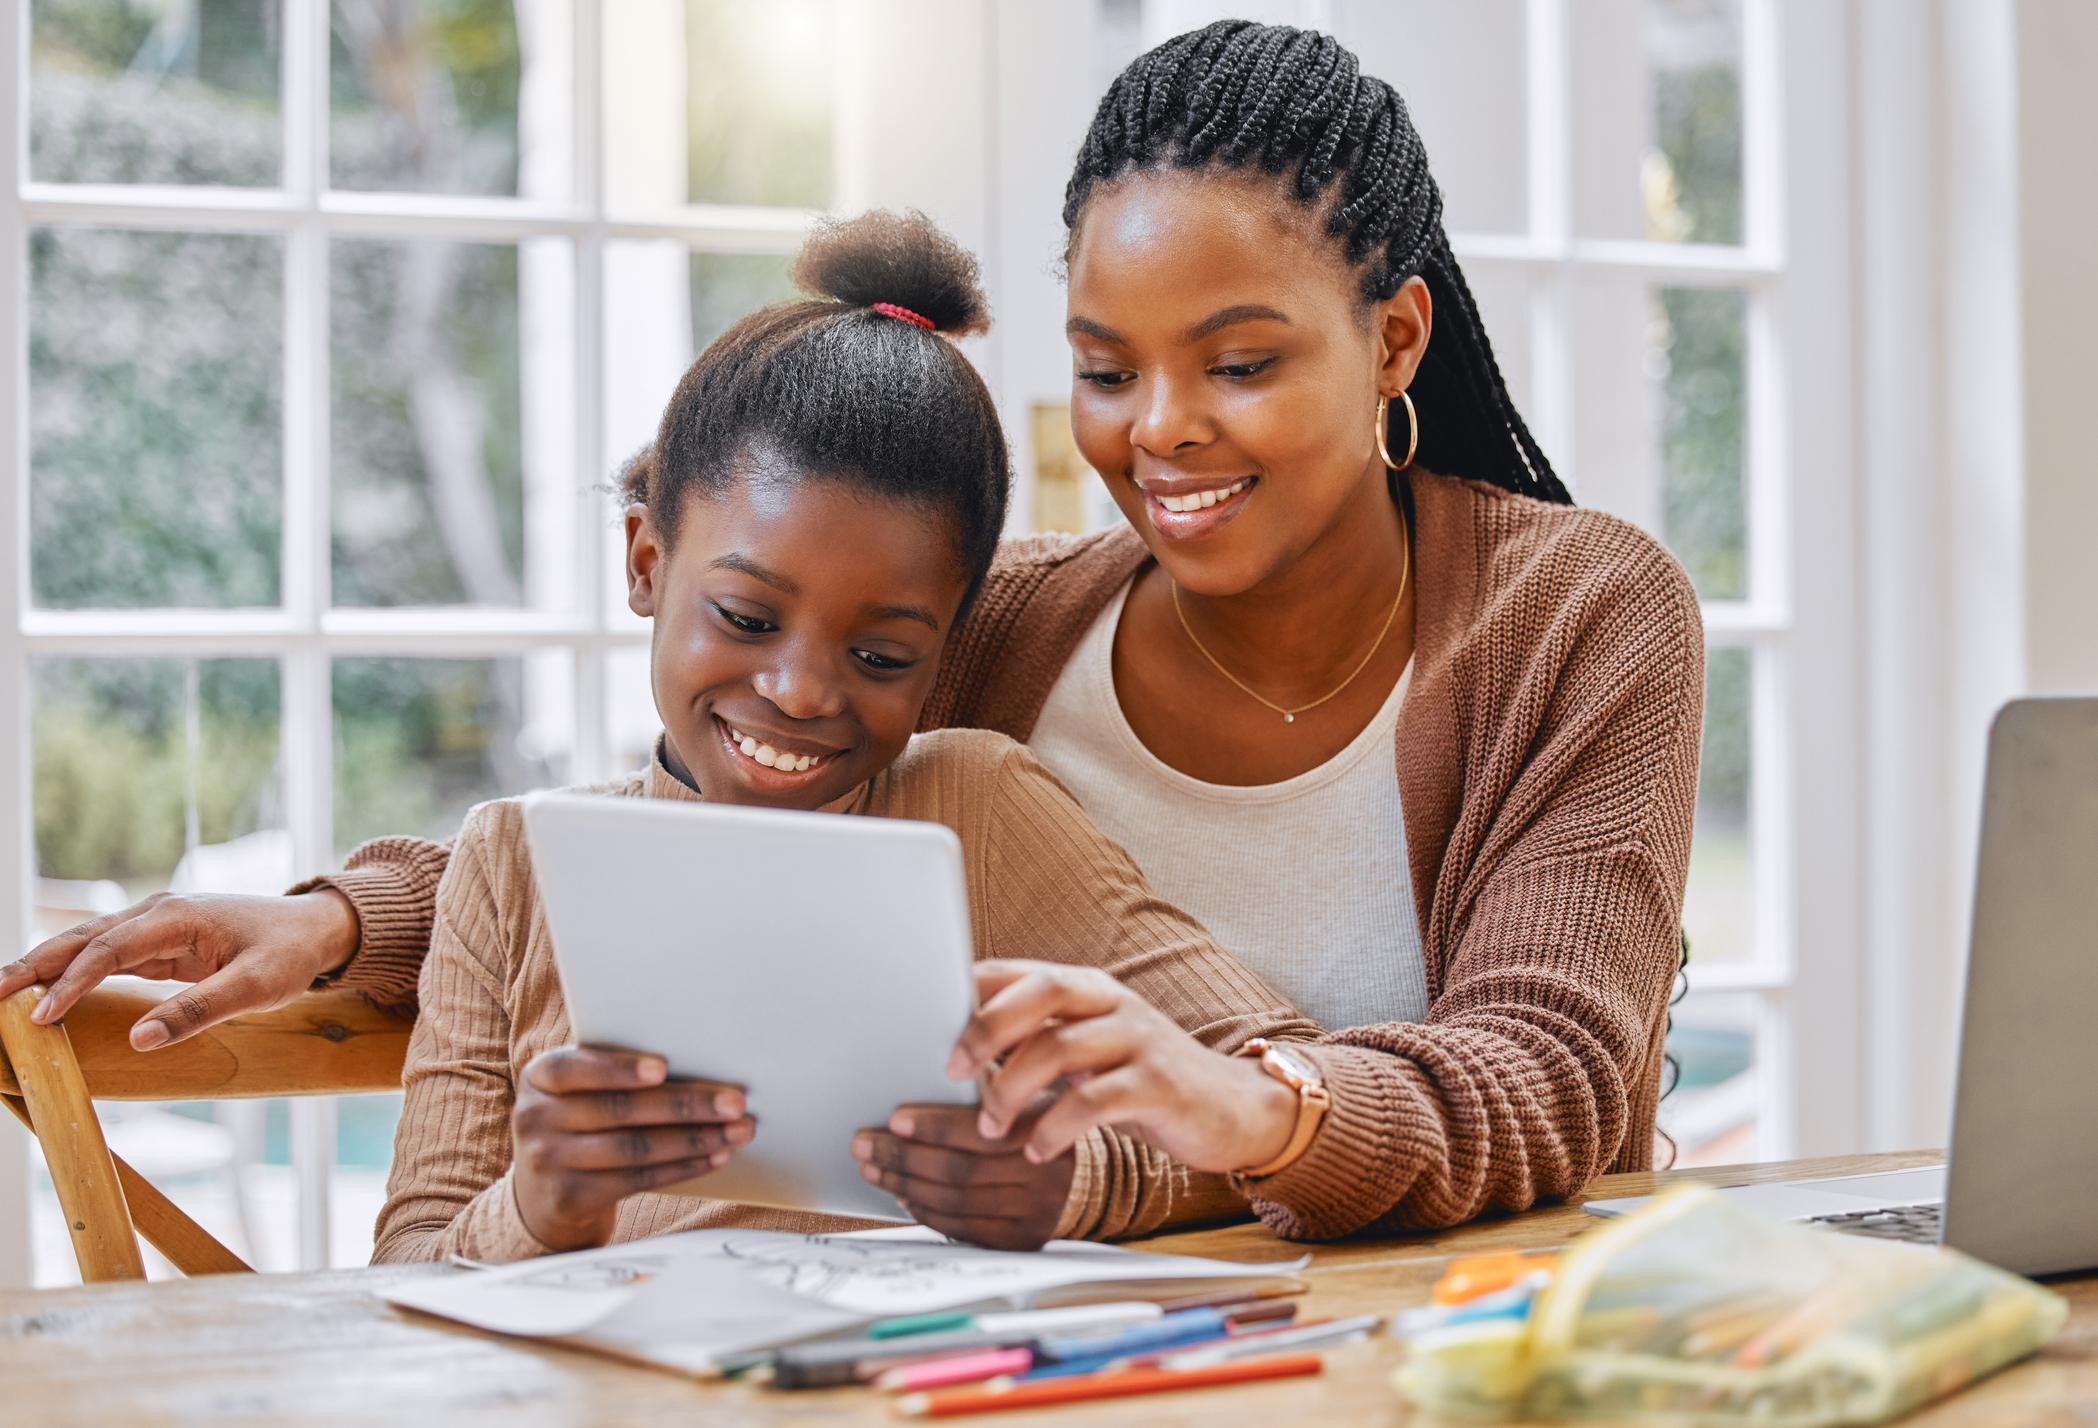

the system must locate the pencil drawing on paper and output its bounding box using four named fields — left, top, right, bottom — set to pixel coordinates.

left=513, top=1255, right=673, bottom=1291
left=718, top=1234, right=1041, bottom=1308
